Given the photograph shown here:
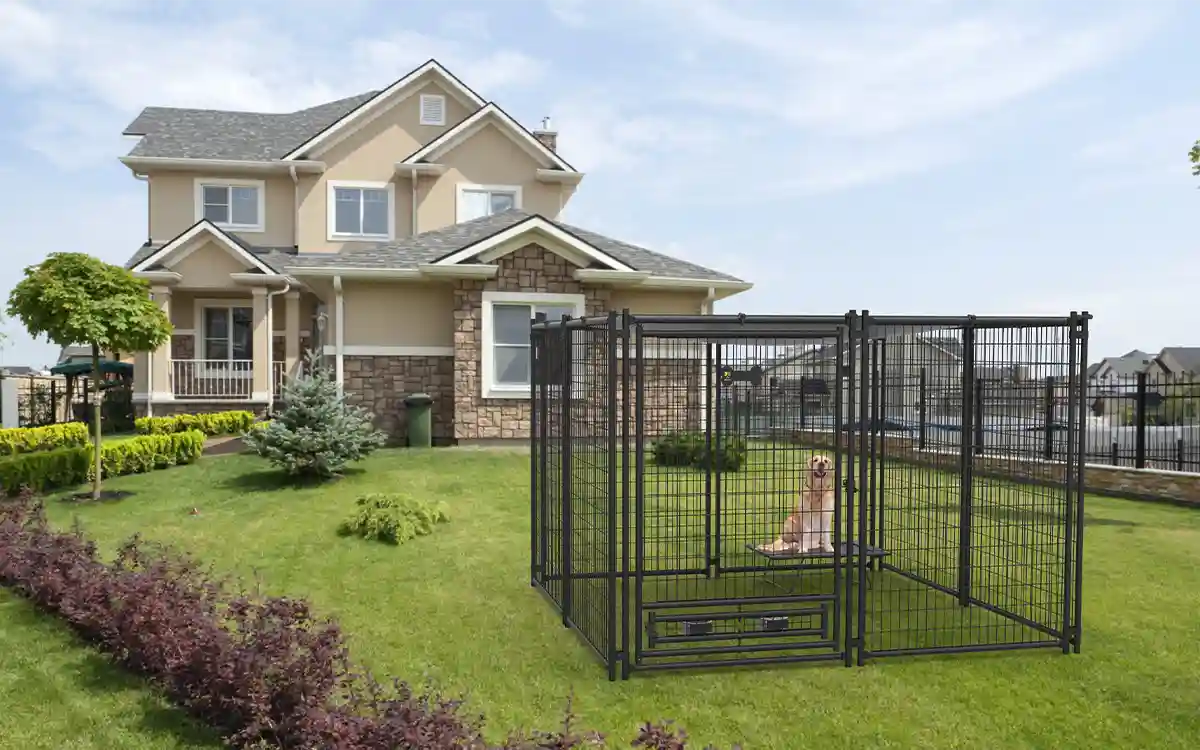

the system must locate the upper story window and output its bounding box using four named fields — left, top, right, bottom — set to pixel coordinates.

left=457, top=184, right=522, bottom=223
left=328, top=180, right=394, bottom=241
left=194, top=178, right=264, bottom=232
left=419, top=94, right=446, bottom=126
